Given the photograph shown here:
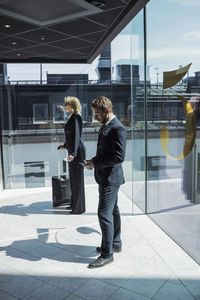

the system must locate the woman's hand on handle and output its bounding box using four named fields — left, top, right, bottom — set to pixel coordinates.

left=57, top=145, right=65, bottom=150
left=68, top=155, right=74, bottom=162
